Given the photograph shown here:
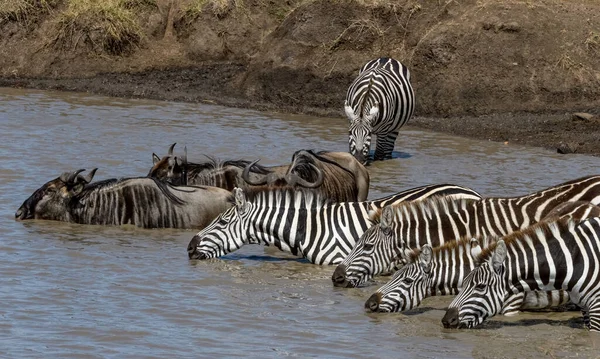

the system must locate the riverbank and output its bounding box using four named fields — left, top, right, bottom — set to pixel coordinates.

left=1, top=0, right=599, bottom=155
